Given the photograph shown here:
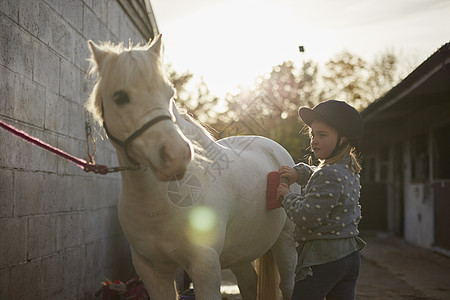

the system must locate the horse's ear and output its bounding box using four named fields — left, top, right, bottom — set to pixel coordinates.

left=88, top=40, right=107, bottom=68
left=148, top=34, right=163, bottom=57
